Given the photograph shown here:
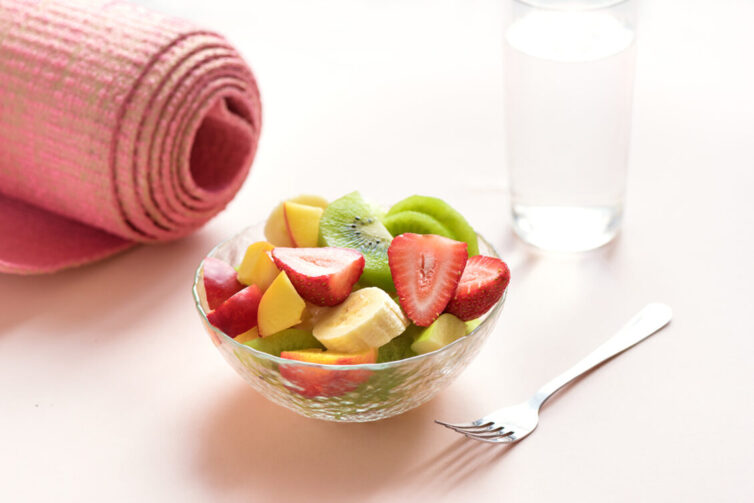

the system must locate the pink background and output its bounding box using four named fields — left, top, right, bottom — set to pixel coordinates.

left=1, top=0, right=753, bottom=501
